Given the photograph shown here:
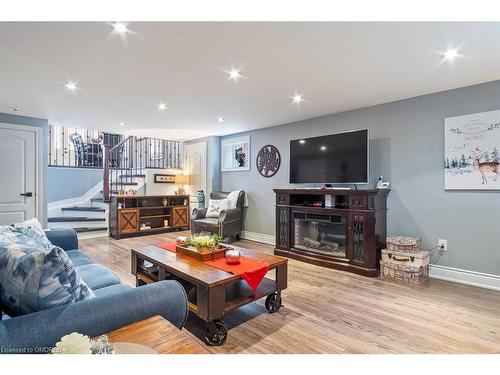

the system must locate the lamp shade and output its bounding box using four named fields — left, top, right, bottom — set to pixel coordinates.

left=175, top=174, right=188, bottom=184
